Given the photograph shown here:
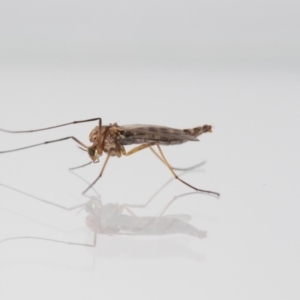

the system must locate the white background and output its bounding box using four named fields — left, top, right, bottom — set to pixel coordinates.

left=0, top=1, right=299, bottom=300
